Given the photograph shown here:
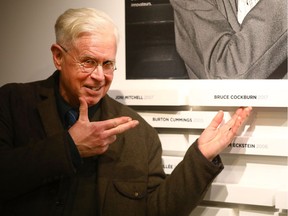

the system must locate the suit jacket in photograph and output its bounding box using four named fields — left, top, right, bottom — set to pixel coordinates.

left=170, top=0, right=287, bottom=79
